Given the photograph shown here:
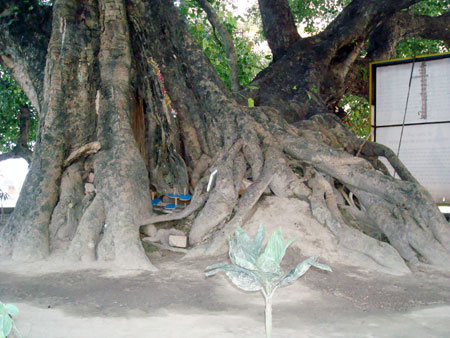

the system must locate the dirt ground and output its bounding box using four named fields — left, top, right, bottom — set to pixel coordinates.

left=1, top=250, right=450, bottom=338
